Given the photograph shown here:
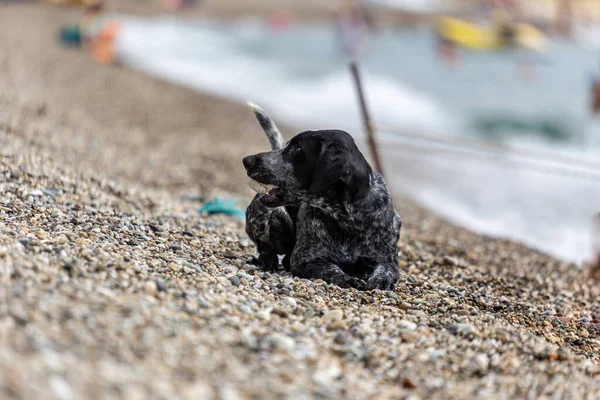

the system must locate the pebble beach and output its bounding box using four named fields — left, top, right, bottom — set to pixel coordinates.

left=1, top=3, right=600, bottom=399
